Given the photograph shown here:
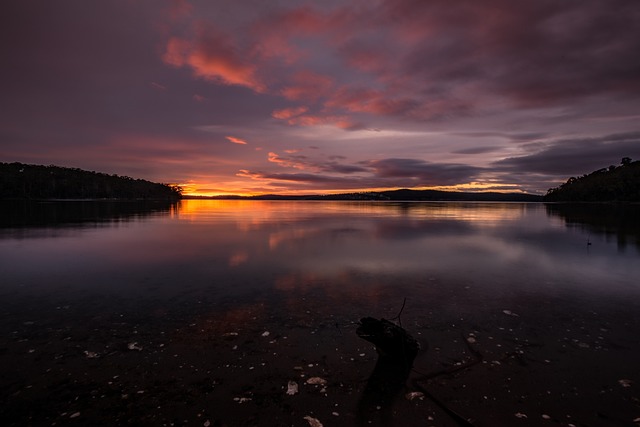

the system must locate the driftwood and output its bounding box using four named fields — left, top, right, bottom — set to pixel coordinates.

left=355, top=317, right=420, bottom=426
left=356, top=317, right=478, bottom=427
left=356, top=317, right=420, bottom=366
